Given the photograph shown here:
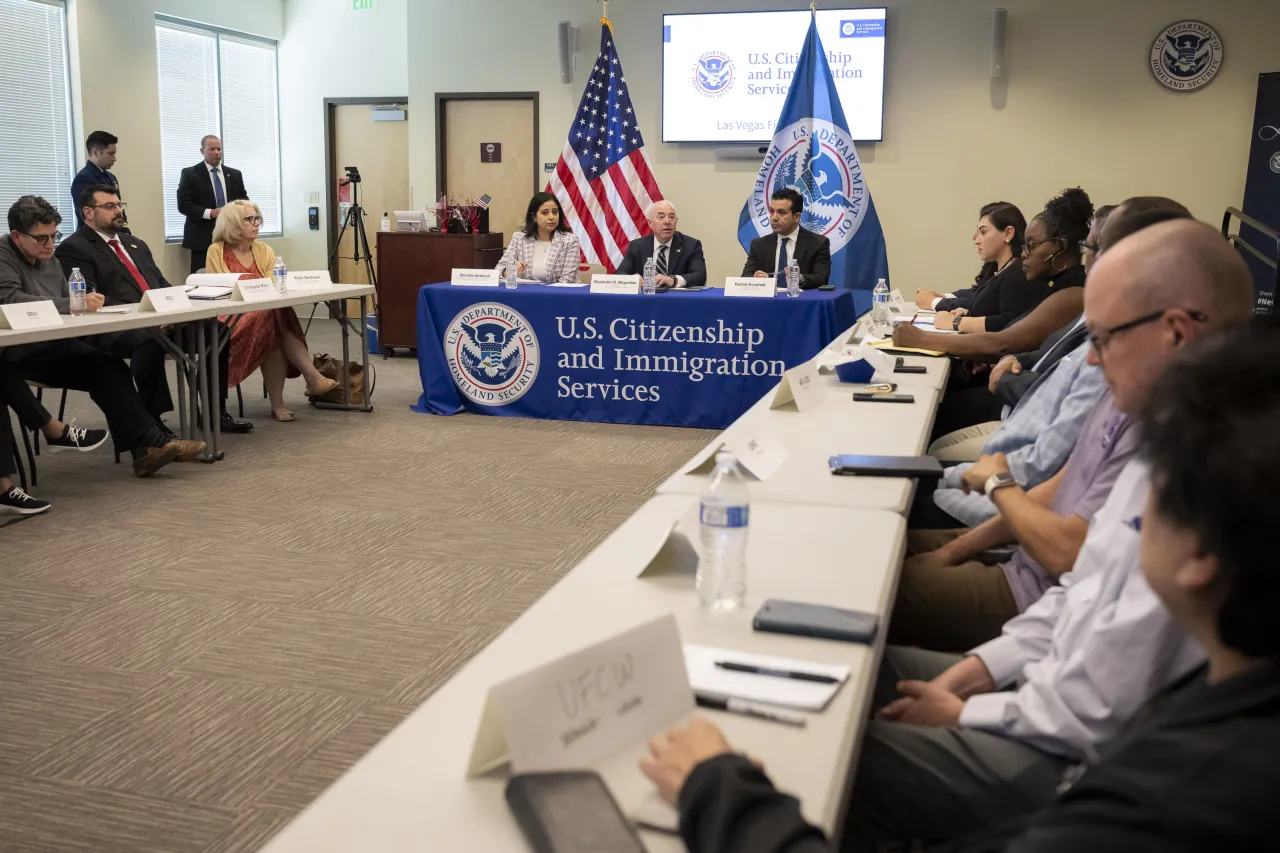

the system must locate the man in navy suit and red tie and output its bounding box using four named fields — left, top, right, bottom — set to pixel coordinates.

left=176, top=135, right=248, bottom=274
left=616, top=200, right=707, bottom=290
